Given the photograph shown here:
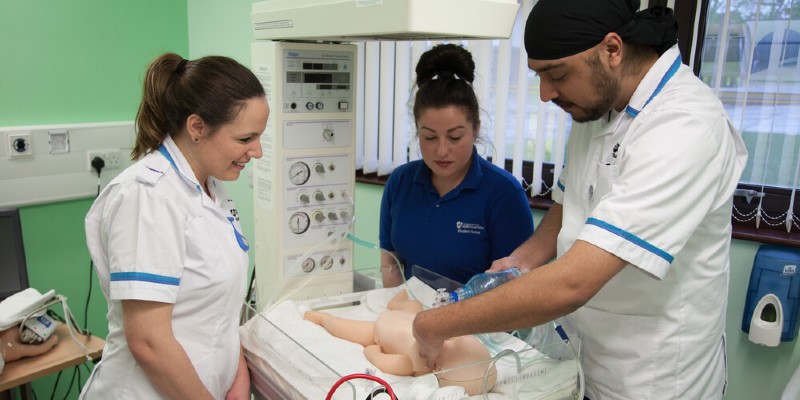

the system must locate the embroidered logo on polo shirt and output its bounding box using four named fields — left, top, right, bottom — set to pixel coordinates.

left=456, top=221, right=484, bottom=235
